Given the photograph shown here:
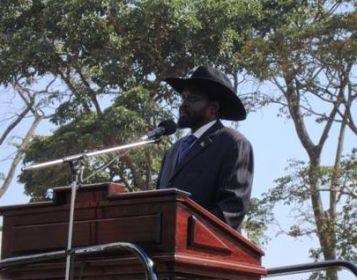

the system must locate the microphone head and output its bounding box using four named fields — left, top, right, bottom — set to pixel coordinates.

left=158, top=119, right=177, bottom=135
